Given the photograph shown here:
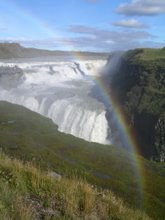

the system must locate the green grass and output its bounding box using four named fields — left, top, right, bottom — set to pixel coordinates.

left=124, top=47, right=165, bottom=61
left=137, top=48, right=165, bottom=61
left=0, top=152, right=151, bottom=220
left=0, top=101, right=165, bottom=219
